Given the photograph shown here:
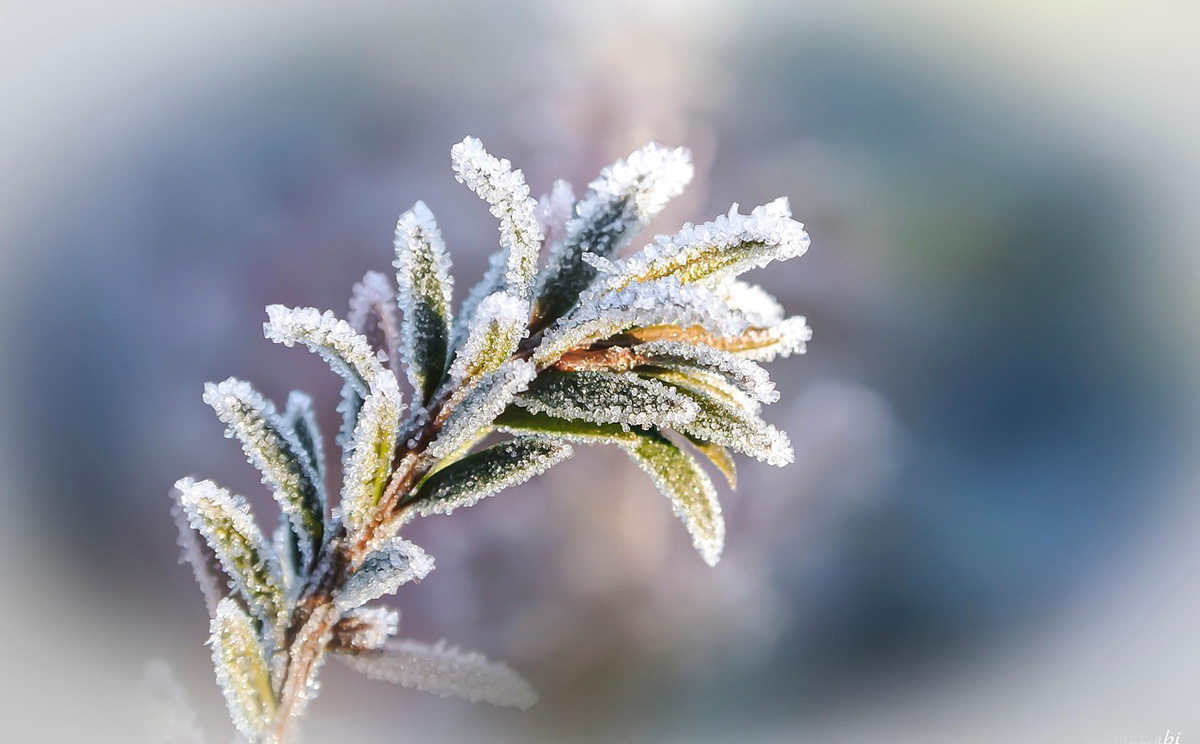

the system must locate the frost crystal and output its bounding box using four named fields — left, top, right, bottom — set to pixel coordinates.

left=631, top=340, right=778, bottom=403
left=336, top=538, right=434, bottom=612
left=340, top=372, right=402, bottom=533
left=534, top=142, right=693, bottom=325
left=534, top=277, right=749, bottom=366
left=515, top=370, right=699, bottom=431
left=176, top=478, right=283, bottom=625
left=281, top=391, right=326, bottom=497
left=450, top=137, right=543, bottom=304
left=410, top=437, right=573, bottom=517
left=730, top=315, right=813, bottom=361
left=170, top=495, right=230, bottom=615
left=717, top=279, right=786, bottom=327
left=203, top=378, right=324, bottom=570
left=348, top=270, right=402, bottom=372
left=210, top=598, right=275, bottom=742
left=341, top=639, right=538, bottom=710
left=263, top=305, right=394, bottom=400
left=394, top=201, right=455, bottom=403
left=447, top=291, right=530, bottom=385
left=536, top=178, right=575, bottom=243
left=427, top=359, right=536, bottom=462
